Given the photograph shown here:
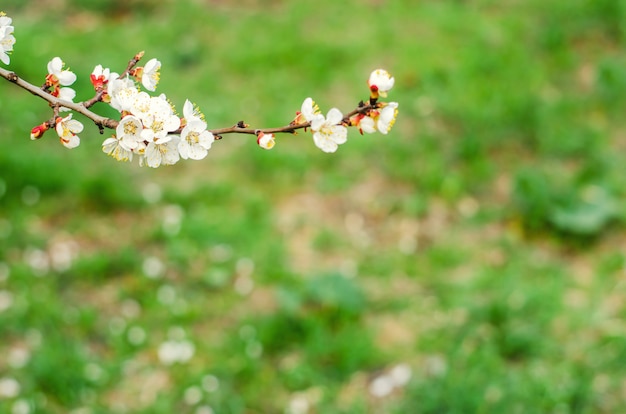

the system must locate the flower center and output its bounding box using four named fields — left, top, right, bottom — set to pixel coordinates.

left=186, top=131, right=200, bottom=145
